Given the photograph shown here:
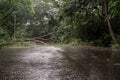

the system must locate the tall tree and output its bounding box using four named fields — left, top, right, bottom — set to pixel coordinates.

left=103, top=0, right=117, bottom=45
